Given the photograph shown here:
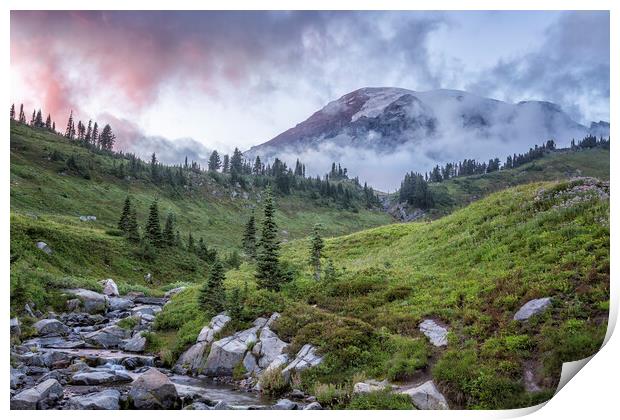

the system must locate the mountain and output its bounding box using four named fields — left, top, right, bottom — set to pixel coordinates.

left=247, top=87, right=609, bottom=167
